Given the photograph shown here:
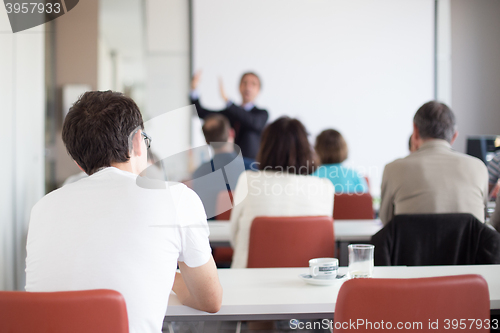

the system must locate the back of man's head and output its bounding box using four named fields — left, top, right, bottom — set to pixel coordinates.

left=62, top=91, right=144, bottom=175
left=202, top=114, right=230, bottom=144
left=413, top=101, right=456, bottom=143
